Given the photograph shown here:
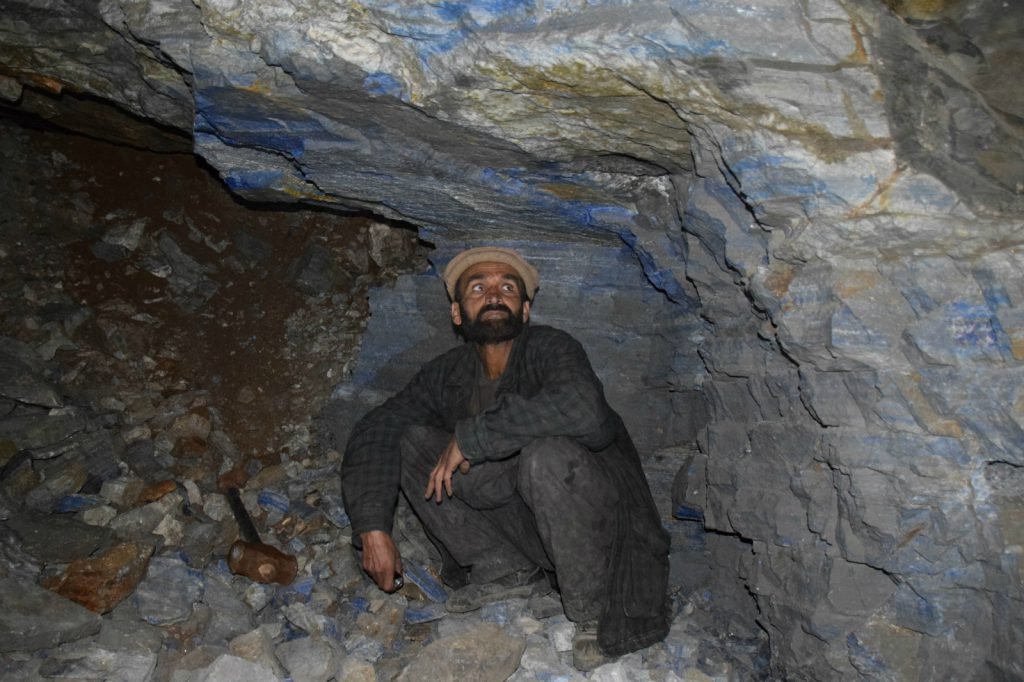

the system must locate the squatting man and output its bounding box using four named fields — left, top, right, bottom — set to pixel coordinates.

left=341, top=246, right=670, bottom=670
